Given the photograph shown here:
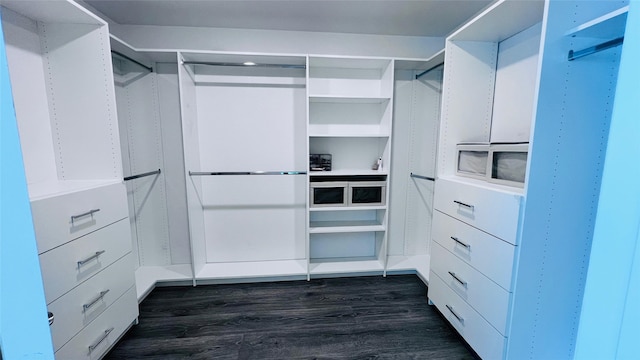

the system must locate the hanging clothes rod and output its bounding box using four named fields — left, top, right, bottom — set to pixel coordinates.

left=568, top=36, right=624, bottom=61
left=415, top=62, right=444, bottom=79
left=124, top=169, right=161, bottom=181
left=410, top=172, right=435, bottom=181
left=189, top=171, right=307, bottom=176
left=111, top=50, right=153, bottom=72
left=182, top=61, right=306, bottom=69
